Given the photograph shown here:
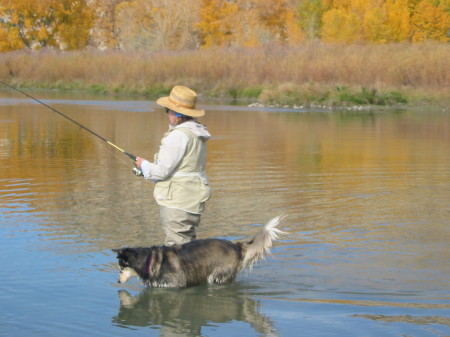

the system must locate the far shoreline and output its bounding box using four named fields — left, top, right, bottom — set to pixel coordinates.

left=1, top=84, right=448, bottom=113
